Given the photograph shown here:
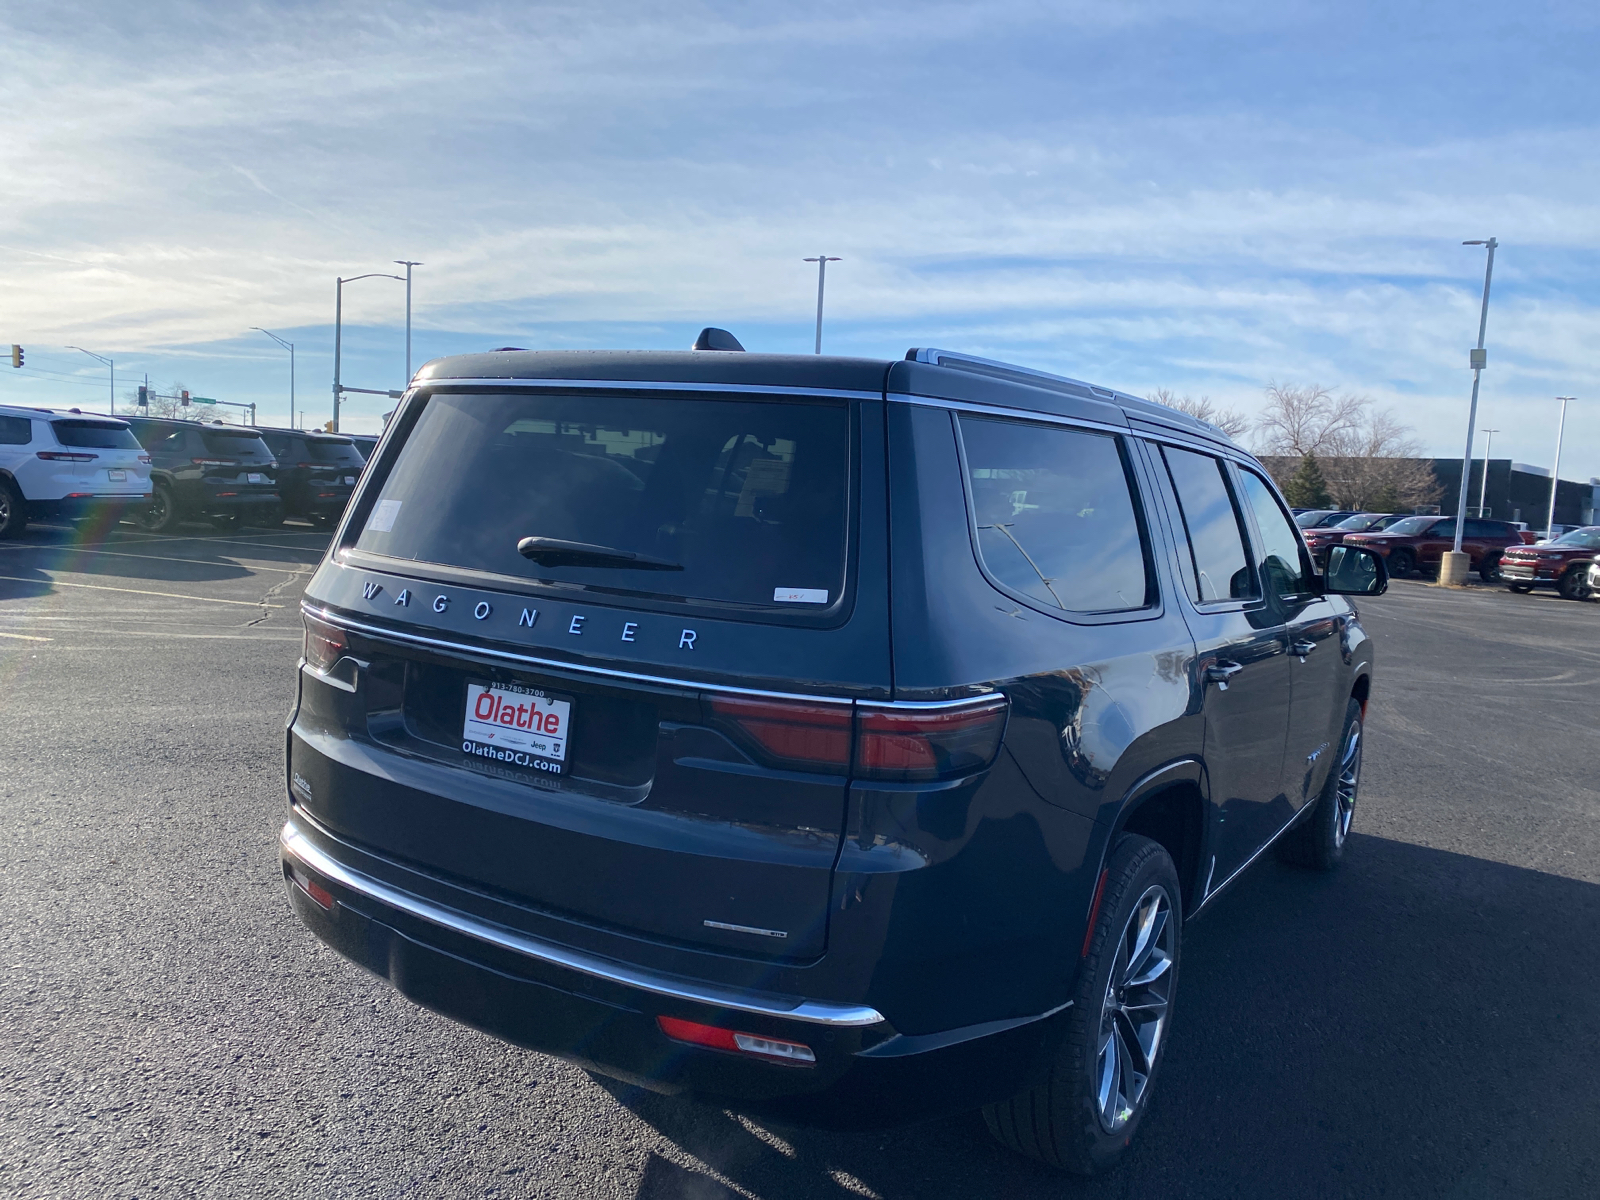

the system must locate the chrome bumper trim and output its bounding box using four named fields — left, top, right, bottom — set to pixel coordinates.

left=279, top=821, right=886, bottom=1028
